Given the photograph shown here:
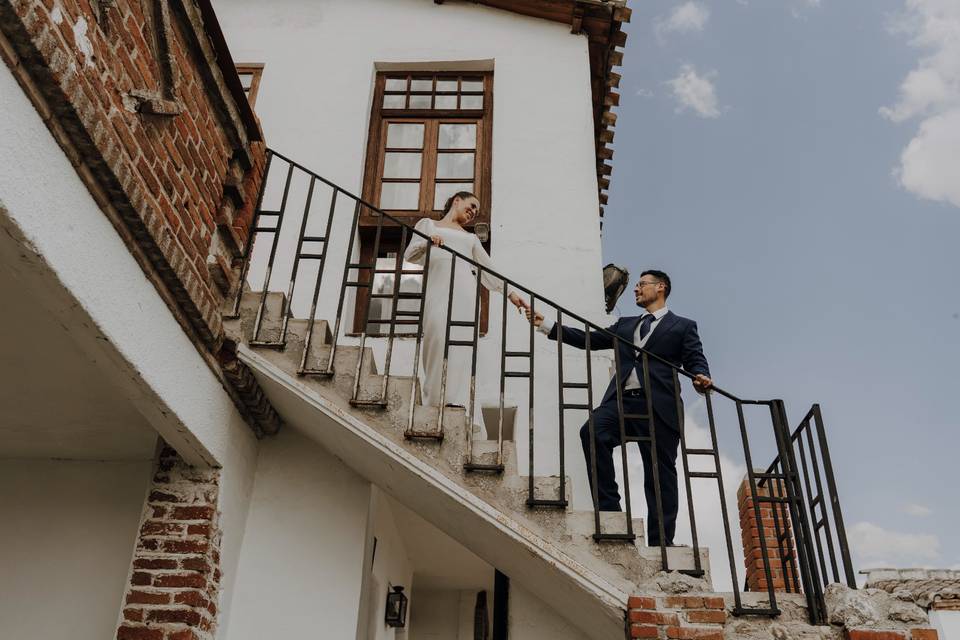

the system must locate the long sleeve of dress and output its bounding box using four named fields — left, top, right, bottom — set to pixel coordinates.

left=403, top=218, right=434, bottom=265
left=471, top=236, right=509, bottom=296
